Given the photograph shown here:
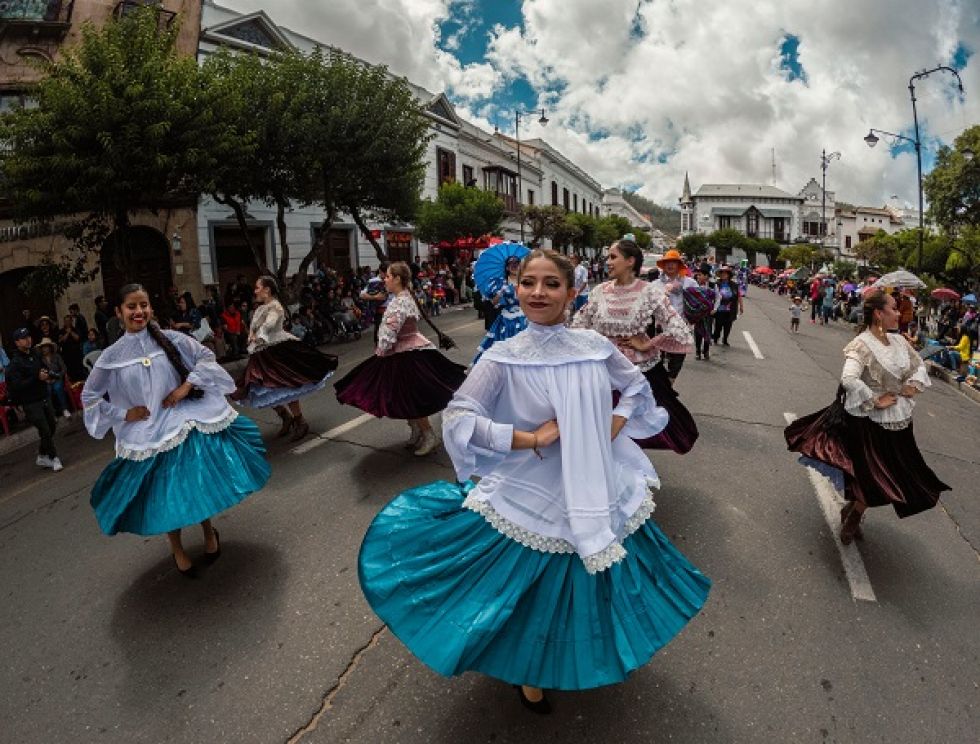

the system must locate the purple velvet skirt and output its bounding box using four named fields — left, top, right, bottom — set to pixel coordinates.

left=785, top=406, right=949, bottom=518
left=334, top=349, right=467, bottom=420
left=625, top=363, right=699, bottom=454
left=232, top=340, right=338, bottom=406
